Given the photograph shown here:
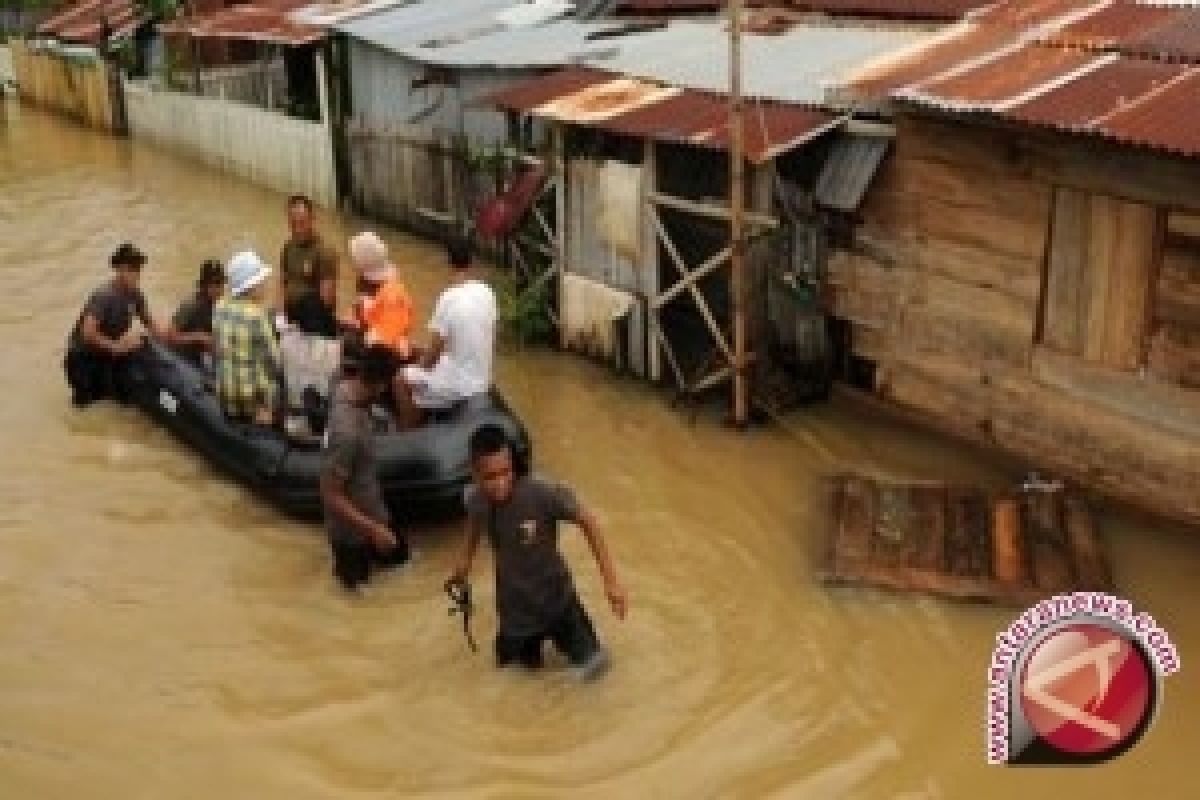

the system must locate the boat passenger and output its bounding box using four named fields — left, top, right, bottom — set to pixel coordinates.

left=344, top=231, right=414, bottom=360
left=321, top=342, right=411, bottom=591
left=395, top=237, right=496, bottom=429
left=166, top=259, right=225, bottom=369
left=278, top=194, right=338, bottom=338
left=64, top=242, right=166, bottom=407
left=213, top=251, right=282, bottom=426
